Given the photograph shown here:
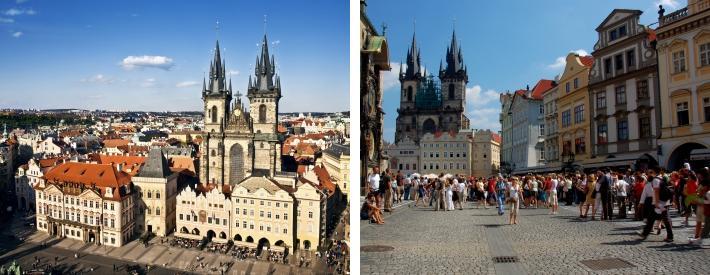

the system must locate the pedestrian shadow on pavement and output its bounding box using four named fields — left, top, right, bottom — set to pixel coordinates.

left=599, top=239, right=644, bottom=246
left=482, top=224, right=504, bottom=228
left=647, top=243, right=705, bottom=252
left=611, top=226, right=642, bottom=231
